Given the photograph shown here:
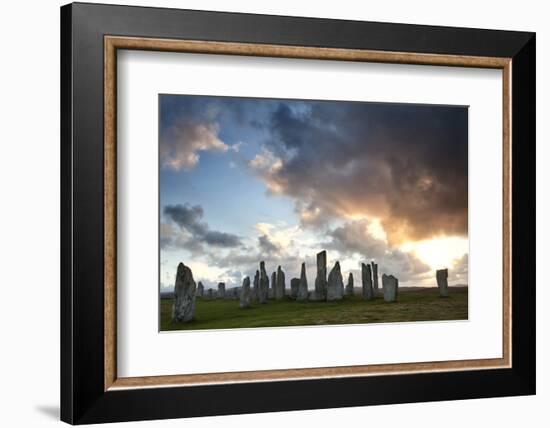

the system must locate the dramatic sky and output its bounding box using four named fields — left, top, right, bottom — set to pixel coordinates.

left=159, top=94, right=468, bottom=290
